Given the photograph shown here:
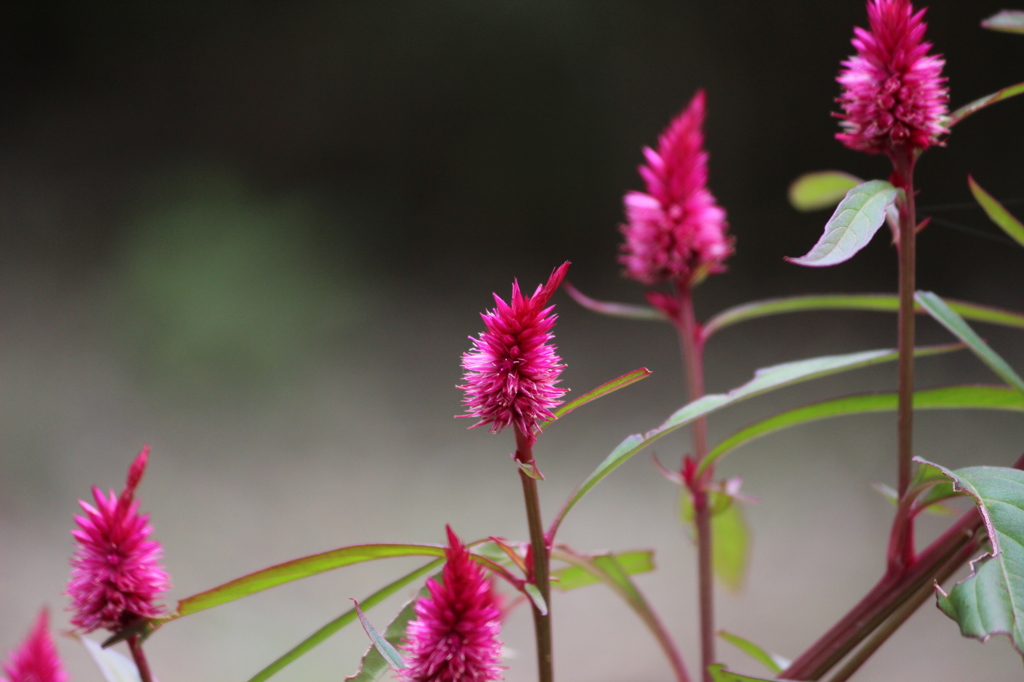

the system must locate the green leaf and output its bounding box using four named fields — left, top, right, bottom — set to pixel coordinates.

left=786, top=180, right=899, bottom=267
left=949, top=81, right=1024, bottom=126
left=550, top=547, right=684, bottom=679
left=541, top=367, right=653, bottom=428
left=564, top=282, right=666, bottom=321
left=968, top=176, right=1024, bottom=248
left=523, top=582, right=548, bottom=615
left=982, top=10, right=1024, bottom=34
left=713, top=497, right=749, bottom=593
left=701, top=385, right=1024, bottom=472
left=703, top=293, right=1024, bottom=340
left=354, top=601, right=407, bottom=671
left=718, top=631, right=791, bottom=675
left=247, top=559, right=443, bottom=682
left=75, top=636, right=143, bottom=682
left=922, top=461, right=1024, bottom=656
left=787, top=171, right=863, bottom=211
left=915, top=291, right=1024, bottom=394
left=549, top=343, right=959, bottom=538
left=347, top=583, right=431, bottom=682
left=168, top=544, right=446, bottom=619
left=909, top=462, right=962, bottom=514
left=708, top=663, right=777, bottom=682
left=551, top=550, right=655, bottom=591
